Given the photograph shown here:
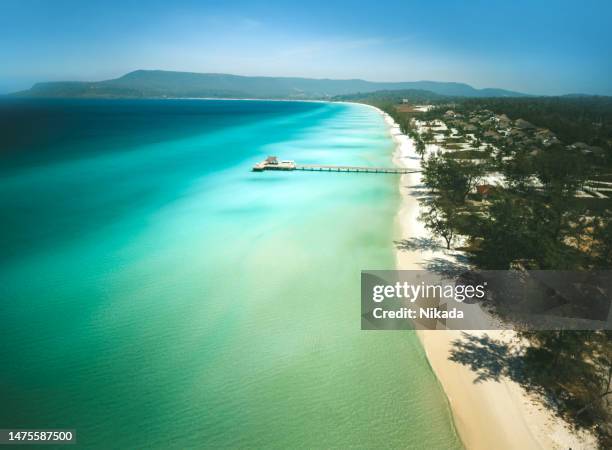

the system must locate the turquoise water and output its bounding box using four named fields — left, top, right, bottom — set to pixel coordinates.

left=0, top=99, right=460, bottom=448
